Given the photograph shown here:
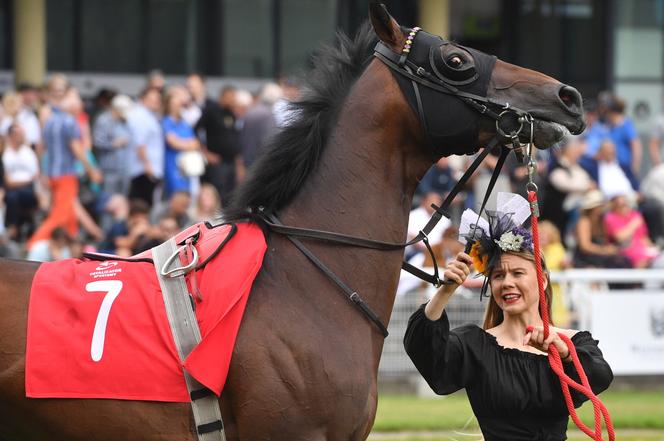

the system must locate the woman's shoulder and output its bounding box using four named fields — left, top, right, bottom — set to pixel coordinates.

left=450, top=323, right=489, bottom=344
